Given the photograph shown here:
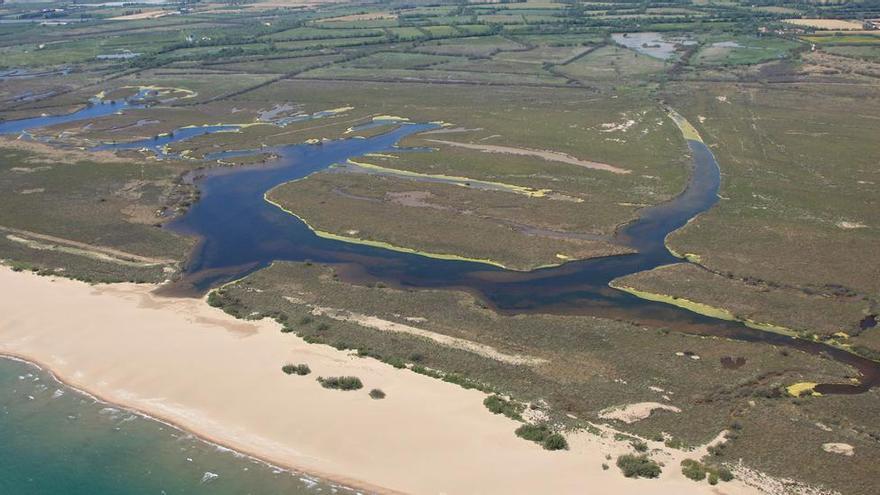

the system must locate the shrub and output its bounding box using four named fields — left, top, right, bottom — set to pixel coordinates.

left=717, top=466, right=734, bottom=482
left=382, top=356, right=406, bottom=369
left=299, top=315, right=313, bottom=325
left=483, top=395, right=523, bottom=420
left=207, top=291, right=224, bottom=307
left=543, top=433, right=569, bottom=451
left=681, top=459, right=706, bottom=481
left=515, top=424, right=551, bottom=443
left=317, top=376, right=363, bottom=390
left=664, top=438, right=683, bottom=449
left=632, top=440, right=648, bottom=452
left=317, top=322, right=330, bottom=331
left=282, top=364, right=311, bottom=376
left=369, top=388, right=386, bottom=399
left=617, top=454, right=661, bottom=478
left=708, top=472, right=719, bottom=485
left=707, top=444, right=725, bottom=457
